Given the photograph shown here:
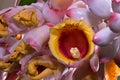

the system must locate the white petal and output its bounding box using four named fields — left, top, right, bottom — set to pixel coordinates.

left=109, top=13, right=120, bottom=33
left=86, top=0, right=112, bottom=18
left=23, top=25, right=50, bottom=52
left=66, top=8, right=102, bottom=27
left=93, top=27, right=118, bottom=46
